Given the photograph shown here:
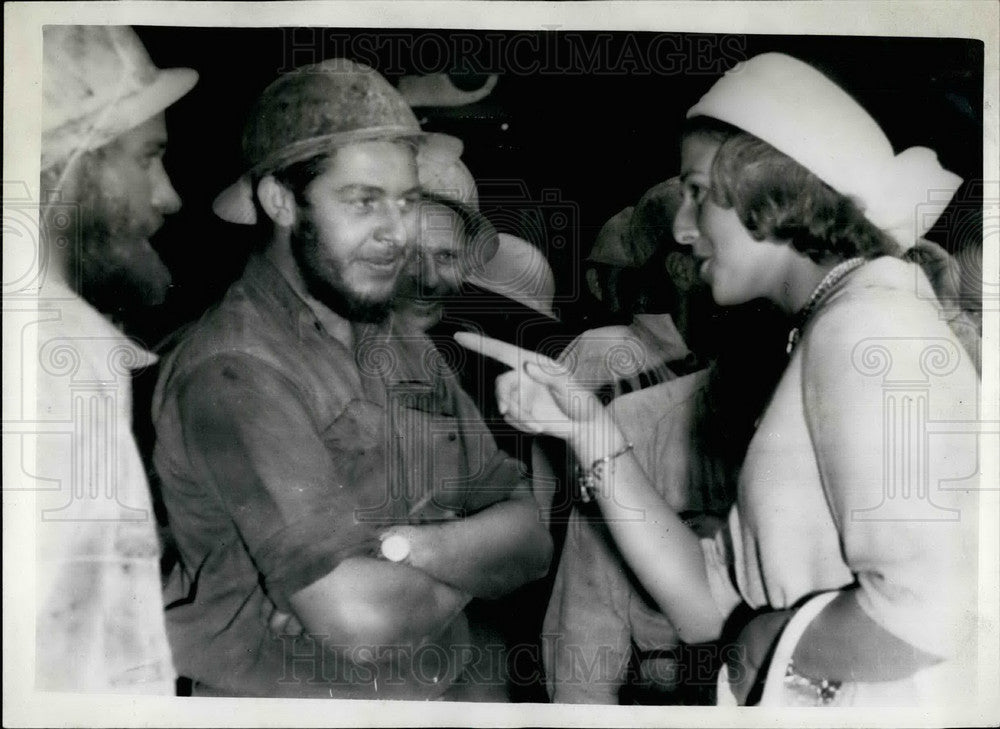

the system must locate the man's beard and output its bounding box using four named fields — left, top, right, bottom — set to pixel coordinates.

left=64, top=160, right=172, bottom=319
left=290, top=211, right=396, bottom=324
